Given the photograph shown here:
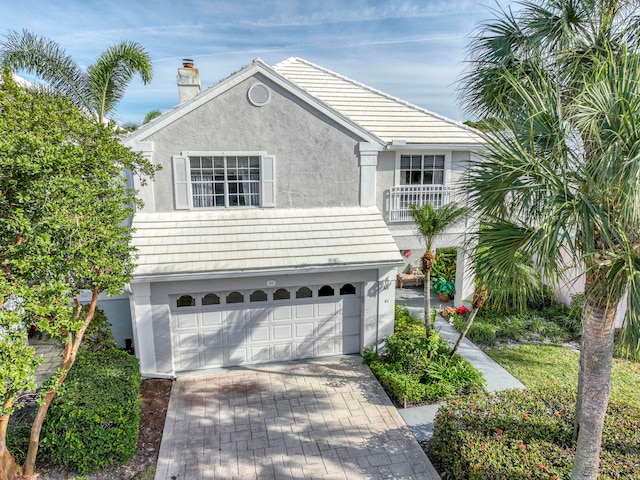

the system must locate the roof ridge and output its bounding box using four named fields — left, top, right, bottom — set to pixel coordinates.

left=274, top=57, right=482, bottom=137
